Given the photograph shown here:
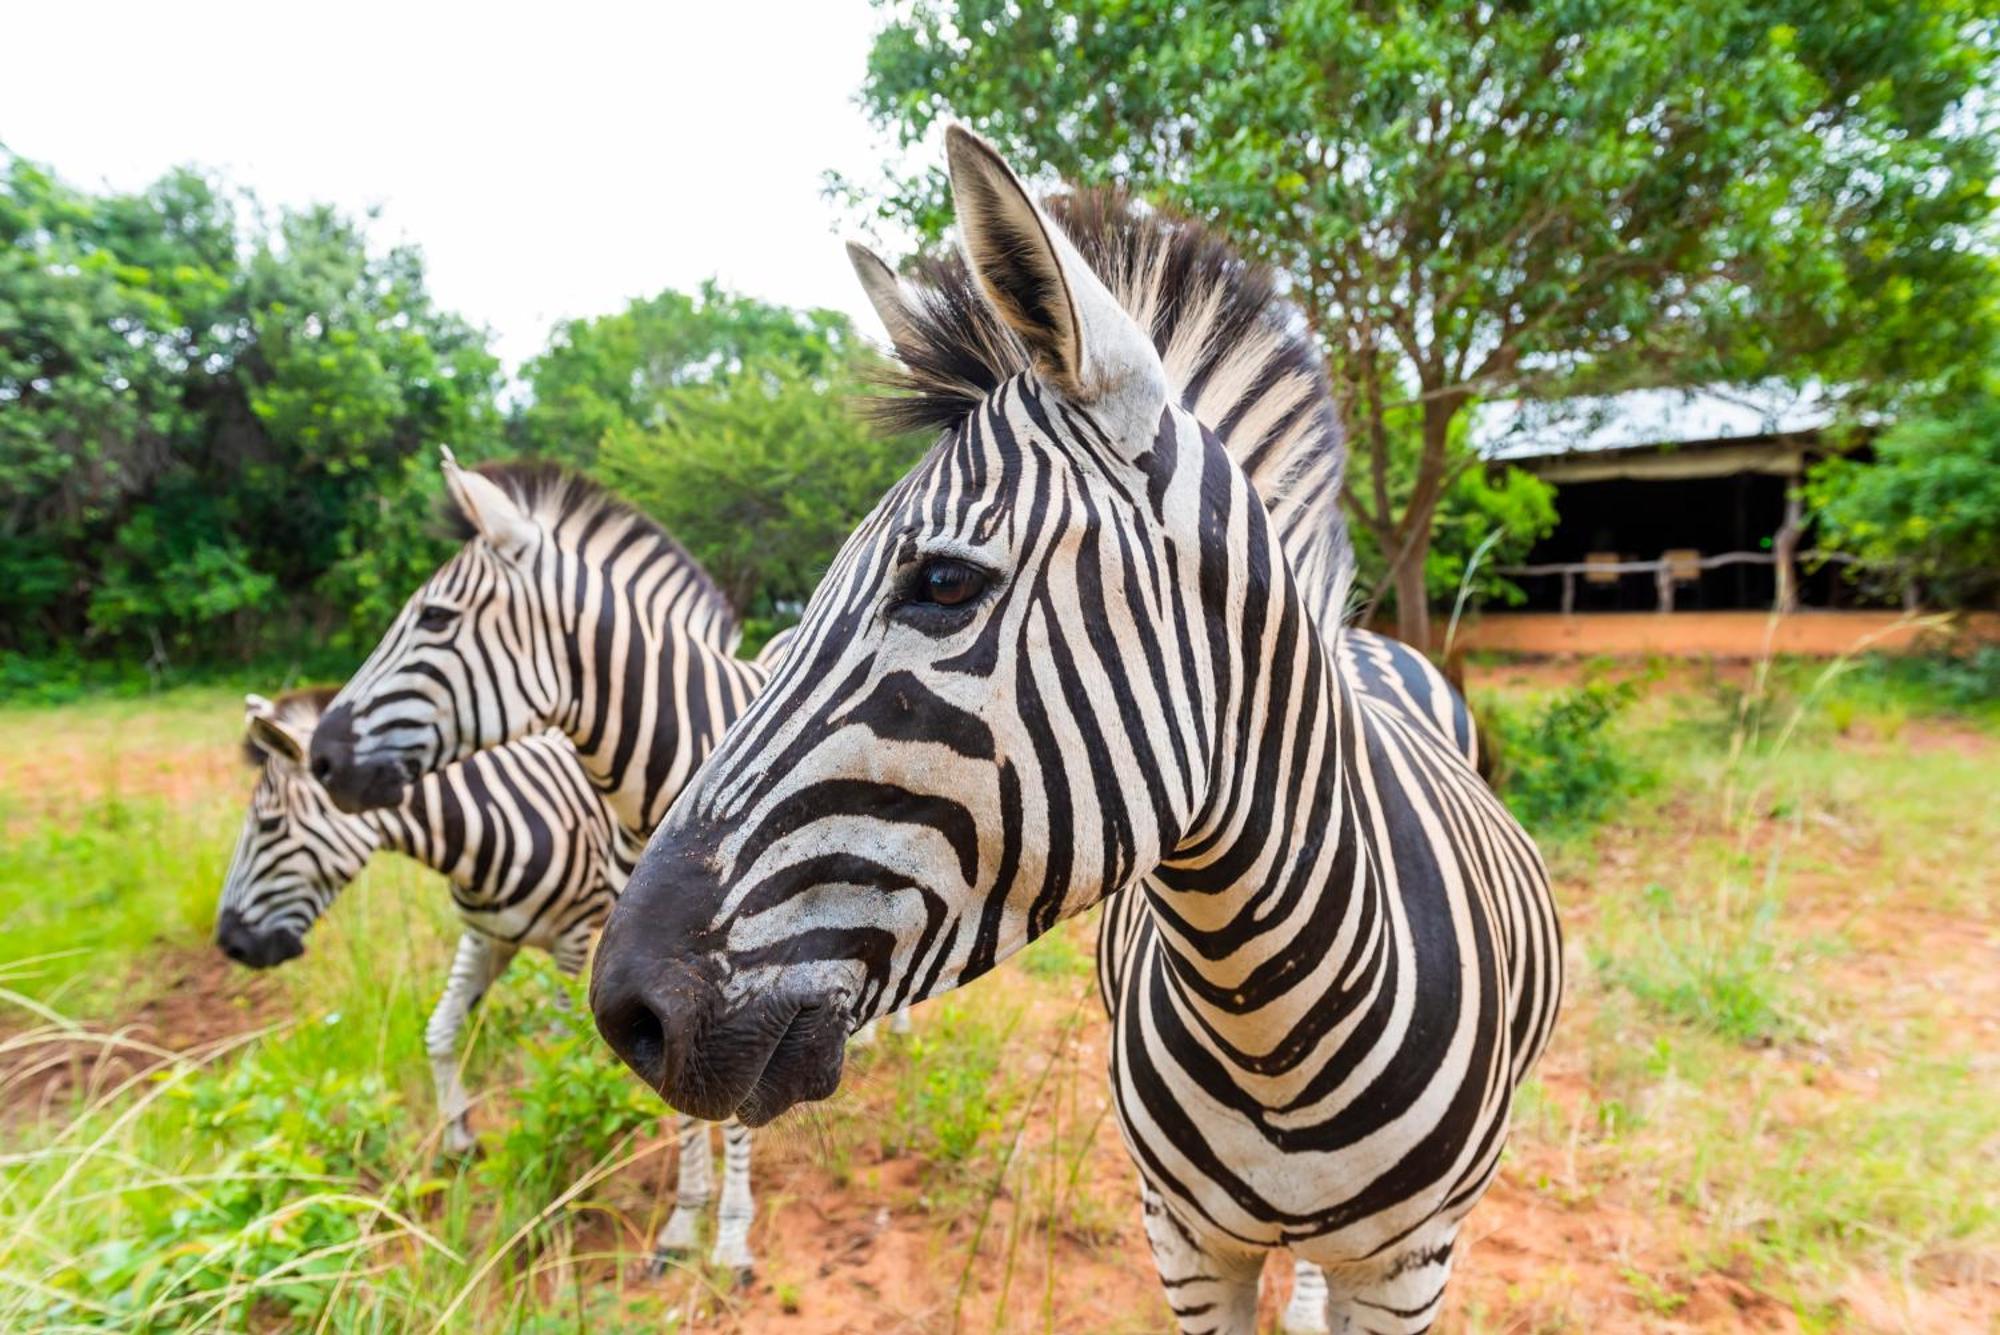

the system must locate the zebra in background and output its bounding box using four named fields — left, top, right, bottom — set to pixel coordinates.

left=306, top=453, right=762, bottom=847
left=219, top=688, right=759, bottom=1272
left=589, top=129, right=1560, bottom=1334
left=300, top=458, right=921, bottom=1046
